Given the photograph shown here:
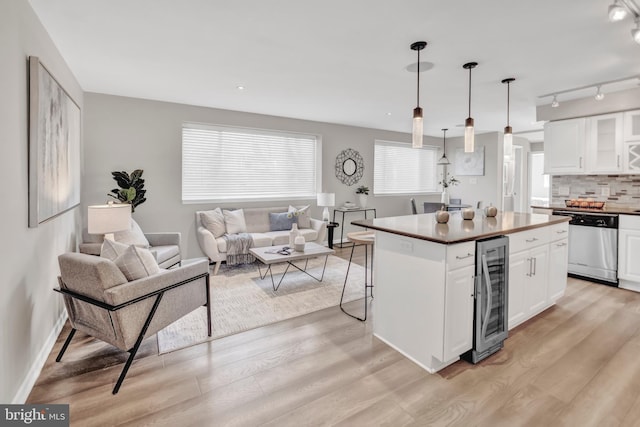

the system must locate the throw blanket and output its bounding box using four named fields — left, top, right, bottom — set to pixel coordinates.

left=223, top=233, right=255, bottom=265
